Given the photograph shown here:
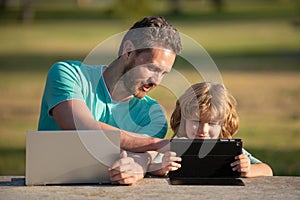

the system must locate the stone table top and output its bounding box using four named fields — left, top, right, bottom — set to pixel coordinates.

left=0, top=176, right=299, bottom=200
